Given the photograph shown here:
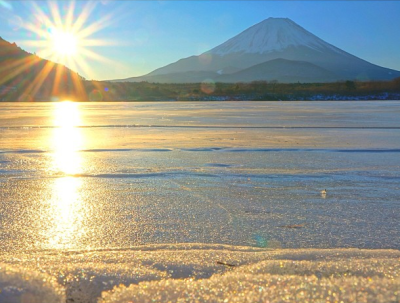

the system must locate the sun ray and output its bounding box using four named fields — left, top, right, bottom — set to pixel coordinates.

left=66, top=56, right=77, bottom=77
left=23, top=23, right=49, bottom=40
left=77, top=15, right=113, bottom=39
left=23, top=60, right=56, bottom=98
left=71, top=1, right=97, bottom=34
left=23, top=40, right=51, bottom=48
left=7, top=0, right=119, bottom=101
left=0, top=57, right=38, bottom=86
left=65, top=1, right=76, bottom=30
left=48, top=1, right=64, bottom=30
left=71, top=56, right=94, bottom=81
left=70, top=72, right=87, bottom=100
left=80, top=38, right=117, bottom=47
left=51, top=63, right=65, bottom=98
left=78, top=48, right=115, bottom=64
left=30, top=2, right=52, bottom=25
